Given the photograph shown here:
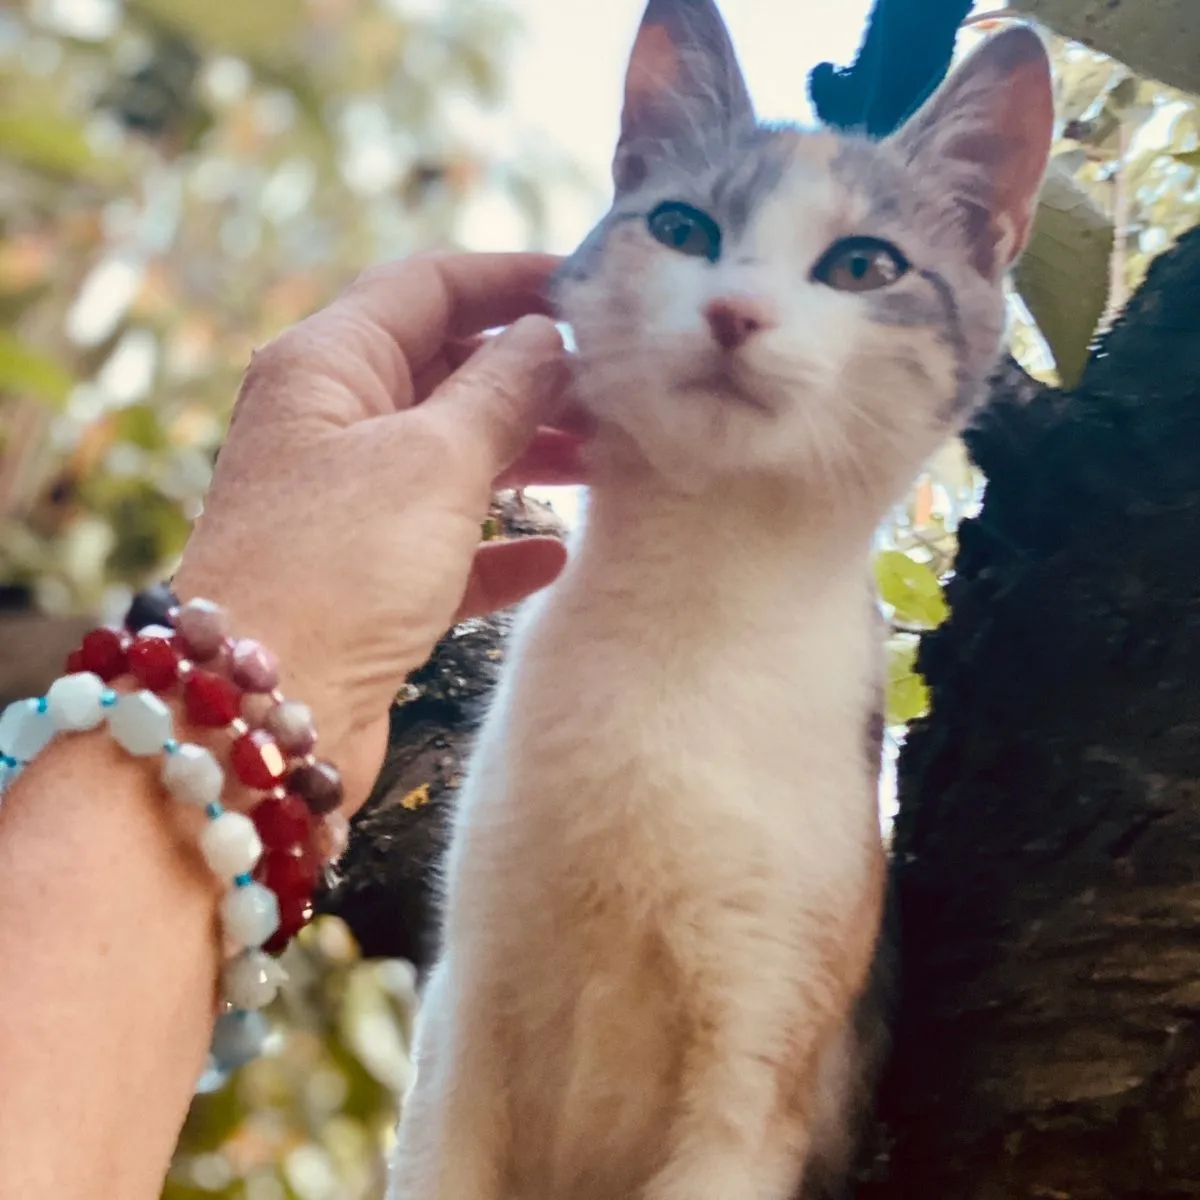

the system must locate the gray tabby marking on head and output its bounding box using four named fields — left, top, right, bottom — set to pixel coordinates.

left=553, top=0, right=1054, bottom=508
